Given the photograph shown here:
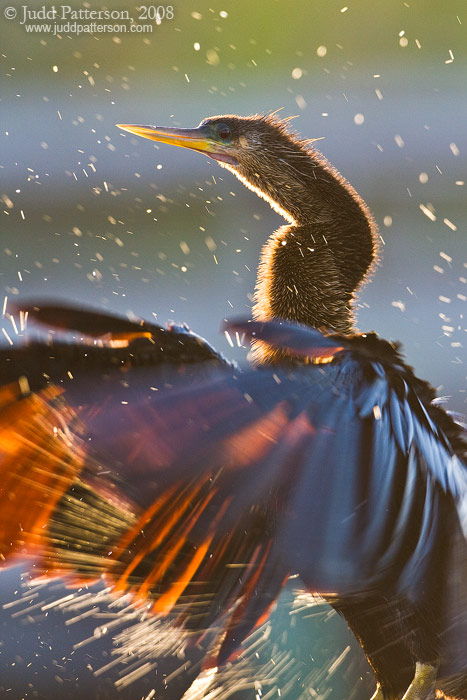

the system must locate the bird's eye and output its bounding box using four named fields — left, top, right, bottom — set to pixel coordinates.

left=218, top=125, right=231, bottom=140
